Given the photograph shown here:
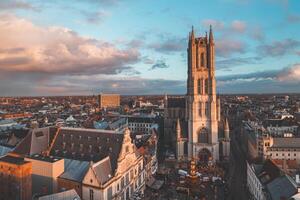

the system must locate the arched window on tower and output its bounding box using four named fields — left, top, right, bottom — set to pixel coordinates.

left=197, top=79, right=201, bottom=94
left=201, top=53, right=204, bottom=67
left=205, top=102, right=210, bottom=117
left=198, top=128, right=208, bottom=143
left=198, top=102, right=202, bottom=116
left=196, top=48, right=199, bottom=68
left=205, top=79, right=208, bottom=94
